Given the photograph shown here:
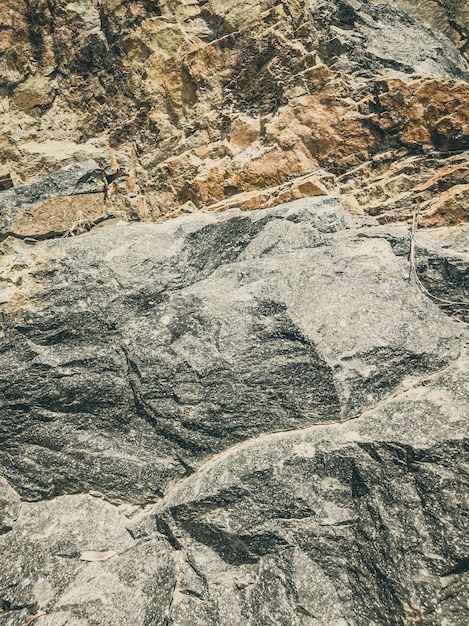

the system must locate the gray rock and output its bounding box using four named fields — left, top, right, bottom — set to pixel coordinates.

left=412, top=226, right=469, bottom=324
left=373, top=224, right=469, bottom=323
left=0, top=477, right=20, bottom=535
left=315, top=0, right=469, bottom=80
left=0, top=486, right=175, bottom=626
left=0, top=197, right=463, bottom=501
left=0, top=198, right=468, bottom=624
left=369, top=0, right=469, bottom=63
left=156, top=347, right=469, bottom=626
